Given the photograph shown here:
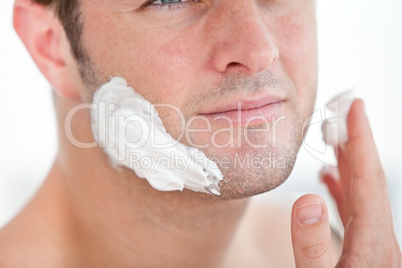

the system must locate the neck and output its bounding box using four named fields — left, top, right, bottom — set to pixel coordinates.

left=52, top=98, right=250, bottom=267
